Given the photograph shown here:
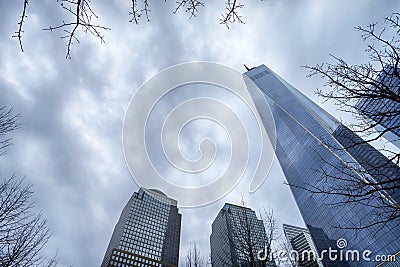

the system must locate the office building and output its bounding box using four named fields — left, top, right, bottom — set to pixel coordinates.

left=244, top=65, right=400, bottom=267
left=210, top=203, right=276, bottom=267
left=101, top=188, right=181, bottom=267
left=283, top=224, right=324, bottom=267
